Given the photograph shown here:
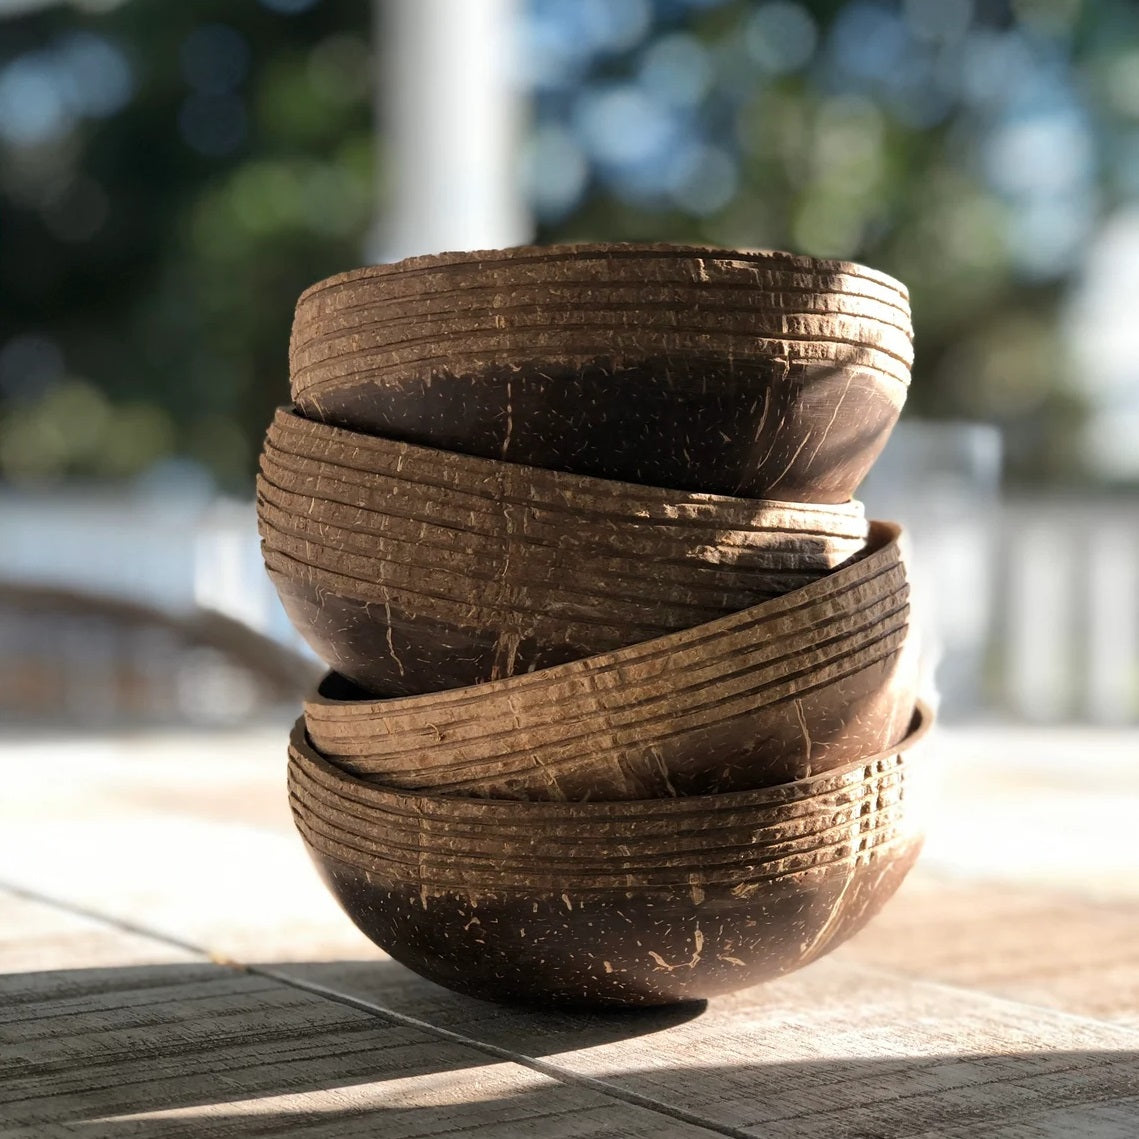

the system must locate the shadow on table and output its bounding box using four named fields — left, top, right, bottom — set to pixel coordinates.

left=5, top=958, right=1139, bottom=1136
